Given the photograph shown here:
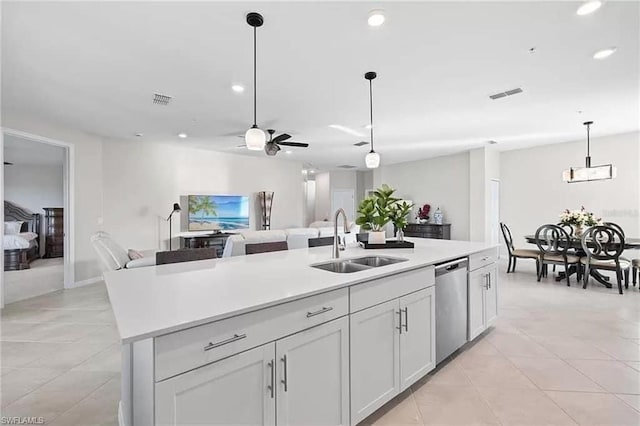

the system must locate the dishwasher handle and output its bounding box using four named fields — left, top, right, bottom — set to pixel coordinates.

left=435, top=258, right=468, bottom=276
